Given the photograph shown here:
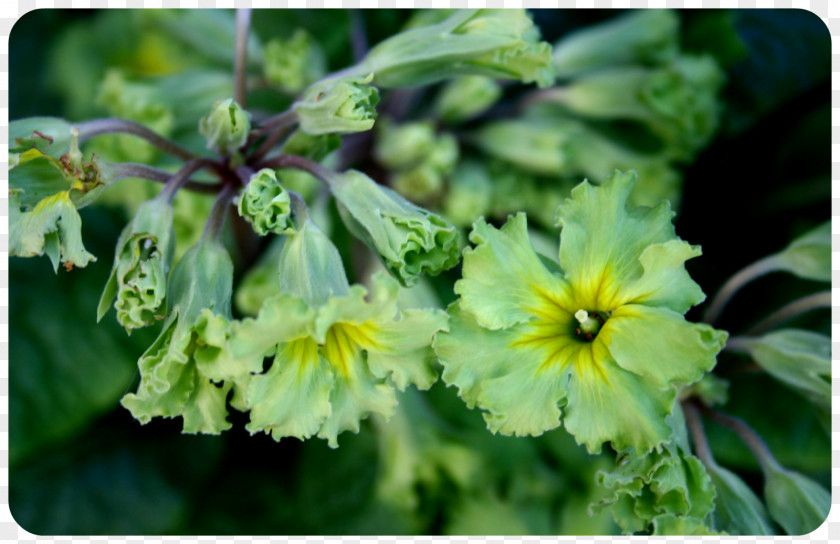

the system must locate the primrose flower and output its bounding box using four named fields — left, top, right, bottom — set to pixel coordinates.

left=207, top=216, right=448, bottom=447
left=434, top=171, right=727, bottom=454
left=121, top=237, right=241, bottom=434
